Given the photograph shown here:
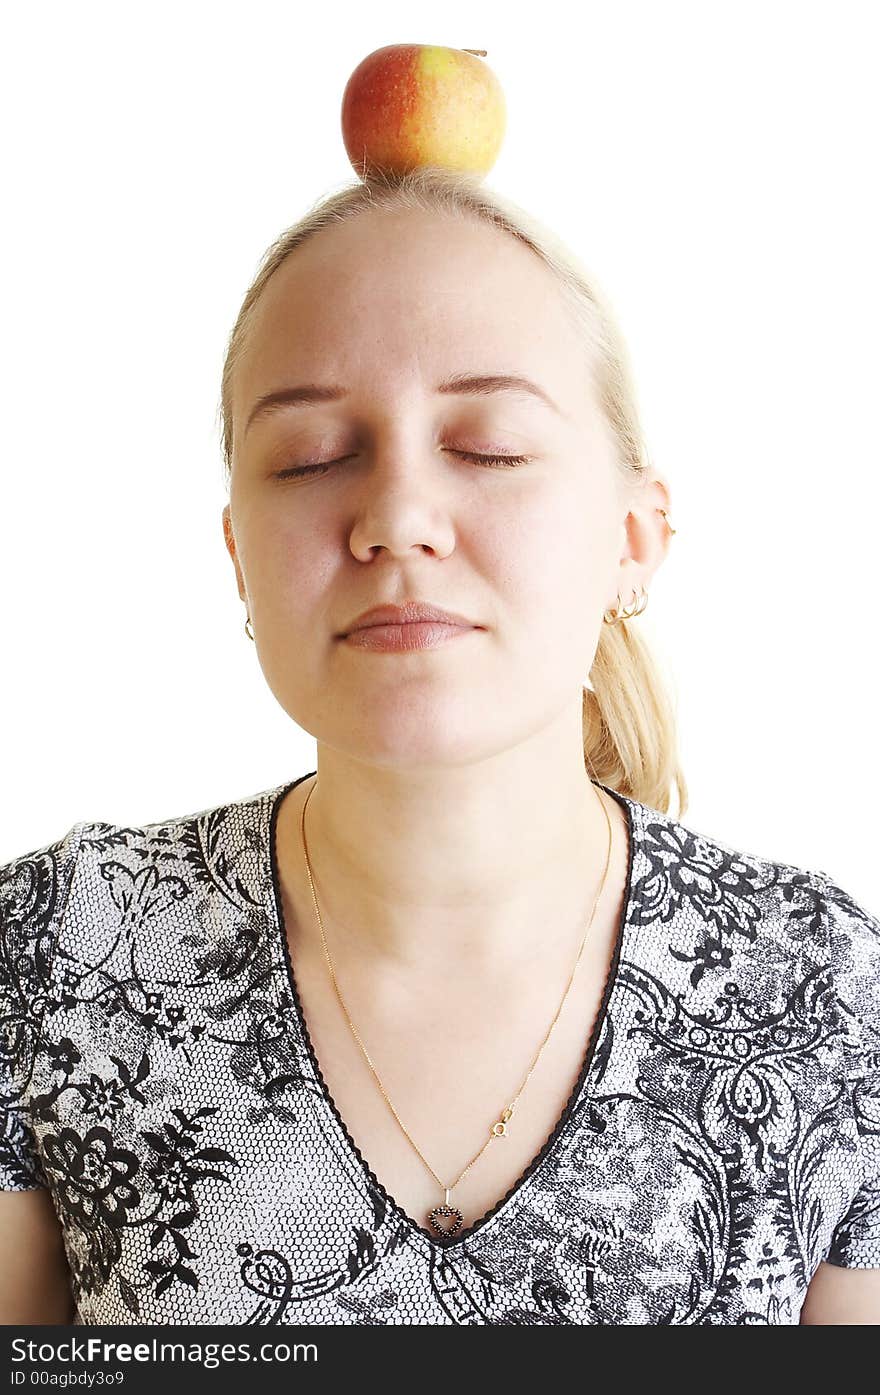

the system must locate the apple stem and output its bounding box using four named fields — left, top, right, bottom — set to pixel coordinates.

left=461, top=49, right=487, bottom=56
